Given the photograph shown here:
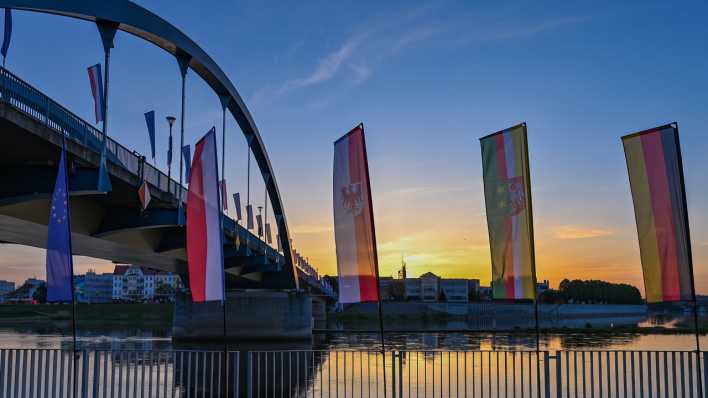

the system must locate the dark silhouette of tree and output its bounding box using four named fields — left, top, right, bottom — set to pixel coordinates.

left=557, top=279, right=642, bottom=304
